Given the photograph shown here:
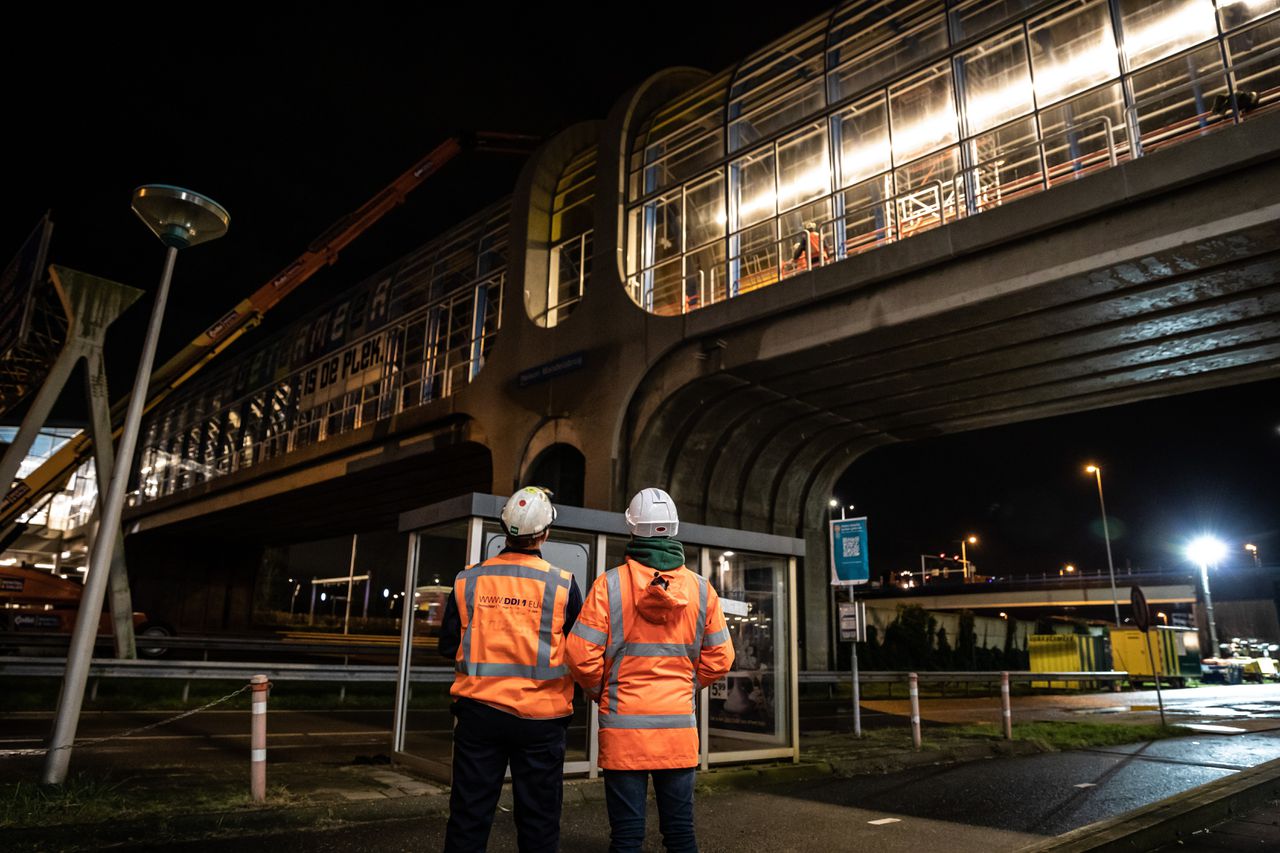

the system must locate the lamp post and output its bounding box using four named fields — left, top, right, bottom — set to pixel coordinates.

left=1084, top=464, right=1121, bottom=627
left=42, top=186, right=228, bottom=784
left=959, top=535, right=978, bottom=581
left=1187, top=536, right=1227, bottom=658
left=1245, top=543, right=1260, bottom=568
